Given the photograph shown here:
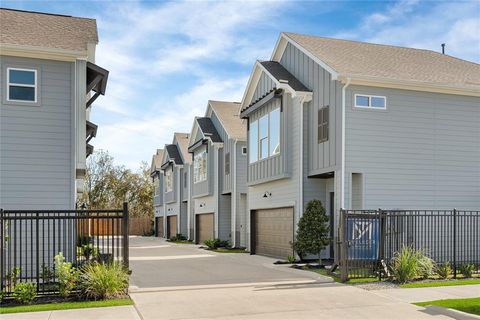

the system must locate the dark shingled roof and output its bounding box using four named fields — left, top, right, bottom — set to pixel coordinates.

left=165, top=144, right=183, bottom=165
left=260, top=61, right=311, bottom=92
left=197, top=117, right=223, bottom=143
